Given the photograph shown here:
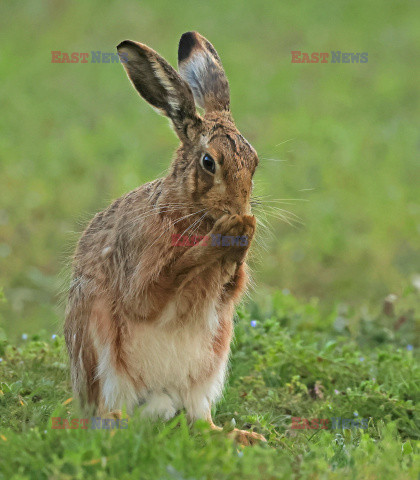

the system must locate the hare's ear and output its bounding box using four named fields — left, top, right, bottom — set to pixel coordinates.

left=117, top=40, right=201, bottom=141
left=178, top=32, right=230, bottom=113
